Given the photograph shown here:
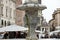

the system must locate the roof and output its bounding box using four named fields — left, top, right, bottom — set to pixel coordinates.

left=52, top=8, right=60, bottom=19
left=49, top=19, right=54, bottom=23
